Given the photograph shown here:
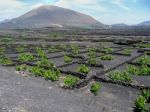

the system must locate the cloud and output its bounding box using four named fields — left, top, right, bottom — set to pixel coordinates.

left=0, top=0, right=50, bottom=21
left=112, top=0, right=131, bottom=11
left=0, top=0, right=25, bottom=9
left=0, top=0, right=27, bottom=20
left=31, top=3, right=45, bottom=9
left=55, top=0, right=93, bottom=6
left=55, top=0, right=107, bottom=12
